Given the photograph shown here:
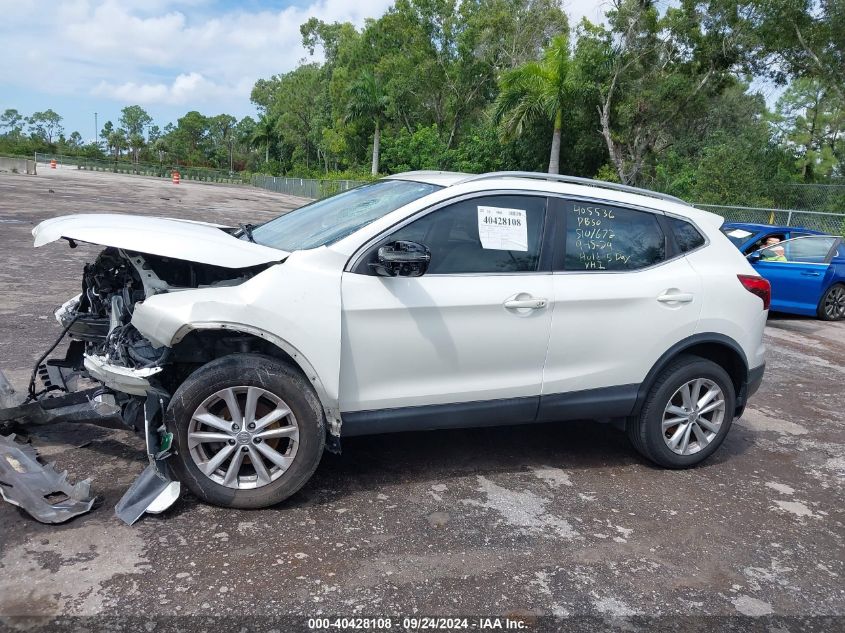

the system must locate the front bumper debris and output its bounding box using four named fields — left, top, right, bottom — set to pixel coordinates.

left=0, top=433, right=96, bottom=523
left=0, top=367, right=180, bottom=526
